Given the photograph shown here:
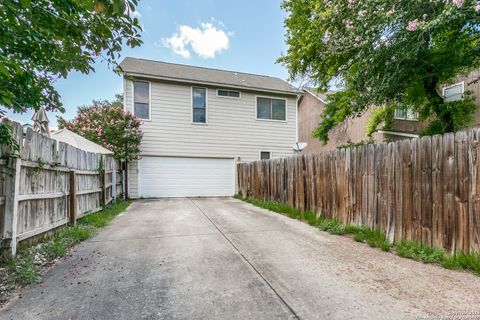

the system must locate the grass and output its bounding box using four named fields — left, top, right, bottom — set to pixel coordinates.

left=0, top=199, right=132, bottom=303
left=442, top=252, right=480, bottom=274
left=394, top=240, right=445, bottom=263
left=235, top=195, right=480, bottom=276
left=351, top=225, right=392, bottom=251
